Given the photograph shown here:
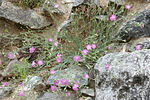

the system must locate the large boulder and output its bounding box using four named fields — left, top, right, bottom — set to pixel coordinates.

left=0, top=1, right=51, bottom=29
left=117, top=9, right=150, bottom=42
left=95, top=49, right=150, bottom=100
